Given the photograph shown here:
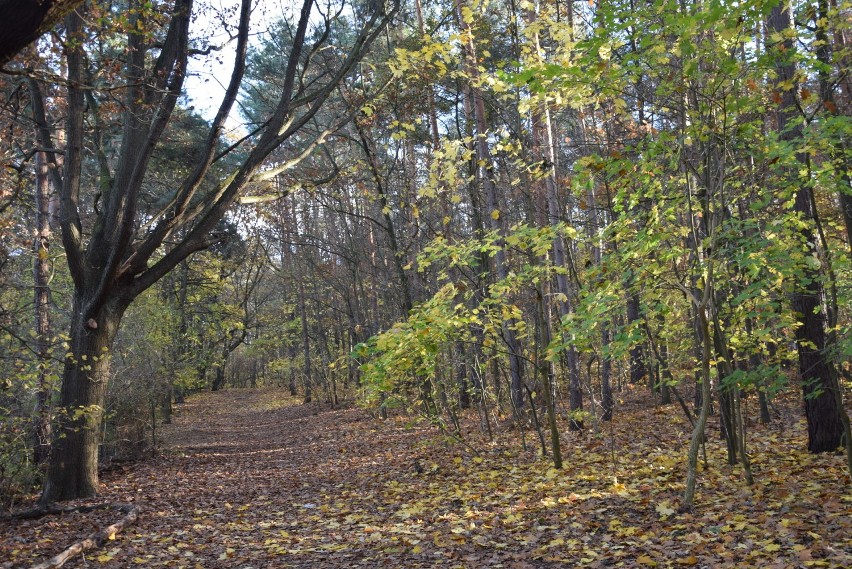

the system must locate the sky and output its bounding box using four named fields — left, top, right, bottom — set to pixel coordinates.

left=184, top=0, right=299, bottom=125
